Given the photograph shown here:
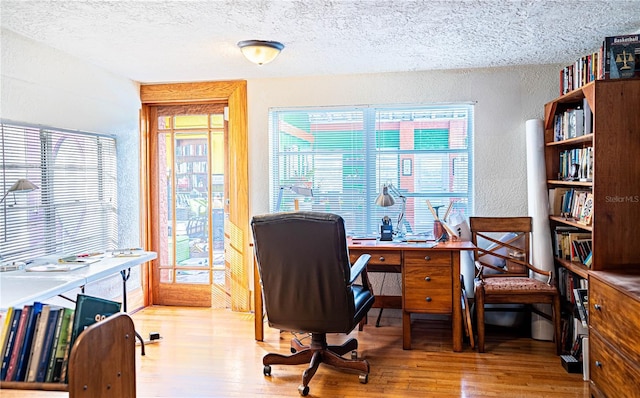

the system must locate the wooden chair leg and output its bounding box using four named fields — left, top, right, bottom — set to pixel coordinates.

left=474, top=282, right=486, bottom=353
left=553, top=295, right=562, bottom=355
